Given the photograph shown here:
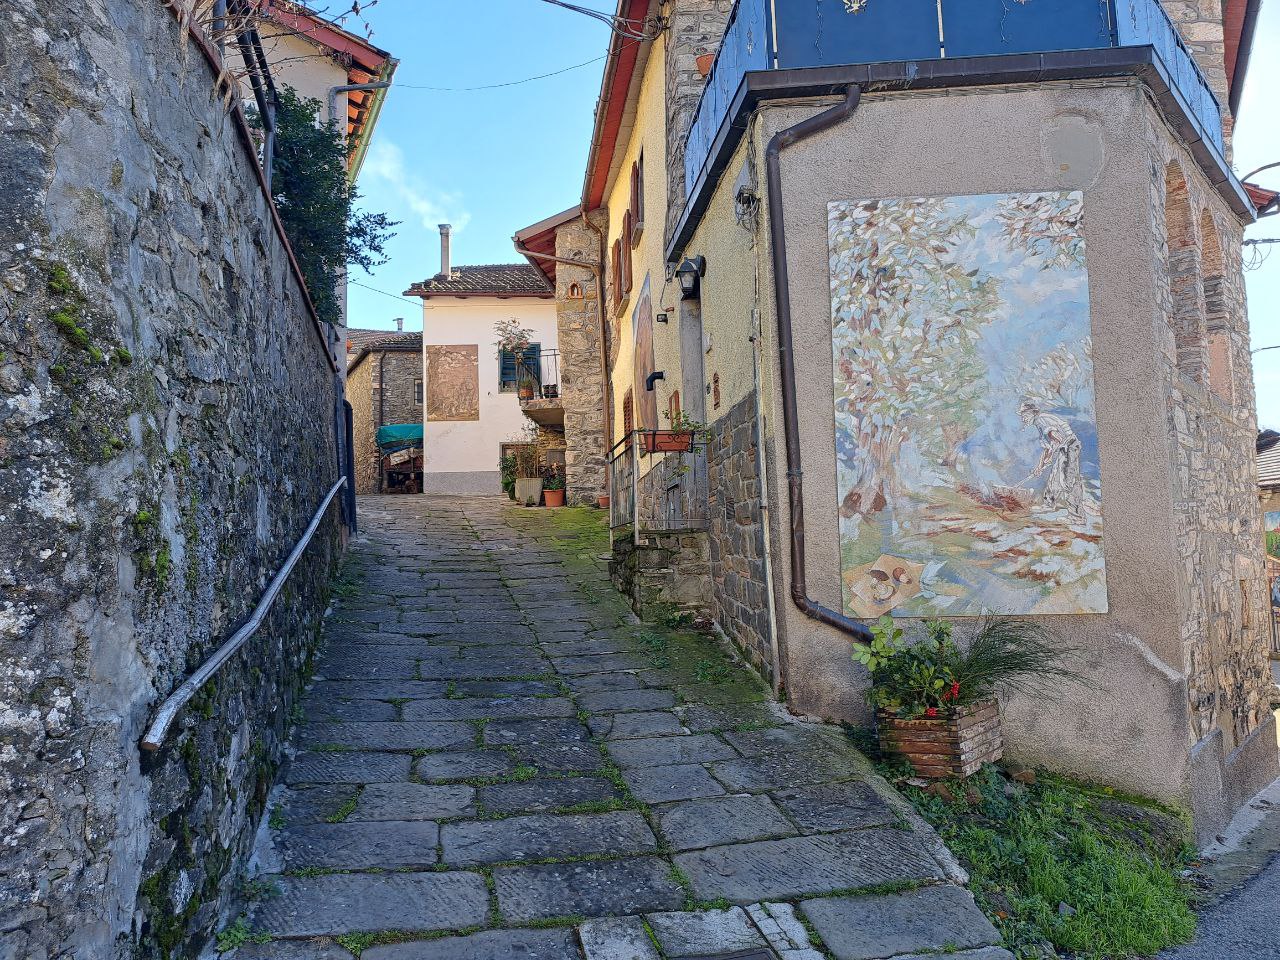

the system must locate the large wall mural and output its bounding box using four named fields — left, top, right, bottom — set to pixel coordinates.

left=829, top=191, right=1107, bottom=617
left=425, top=344, right=479, bottom=422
